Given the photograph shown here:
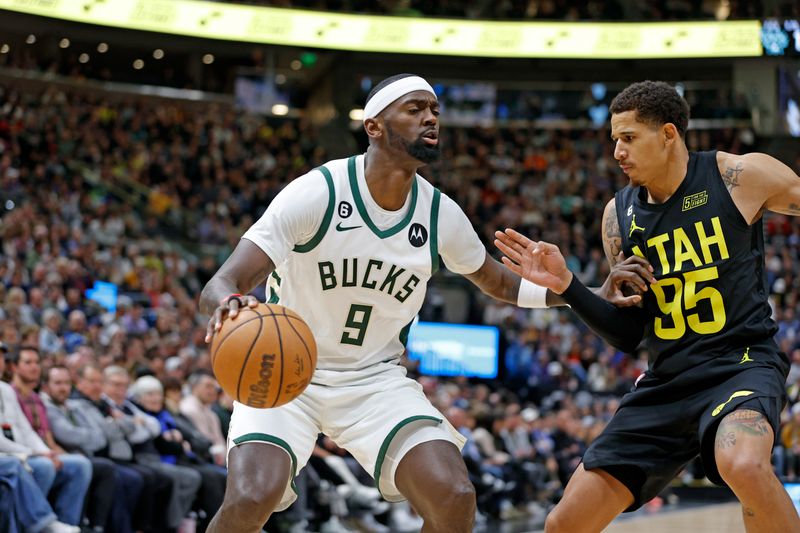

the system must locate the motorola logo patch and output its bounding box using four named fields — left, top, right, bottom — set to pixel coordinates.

left=408, top=223, right=428, bottom=247
left=338, top=201, right=353, bottom=218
